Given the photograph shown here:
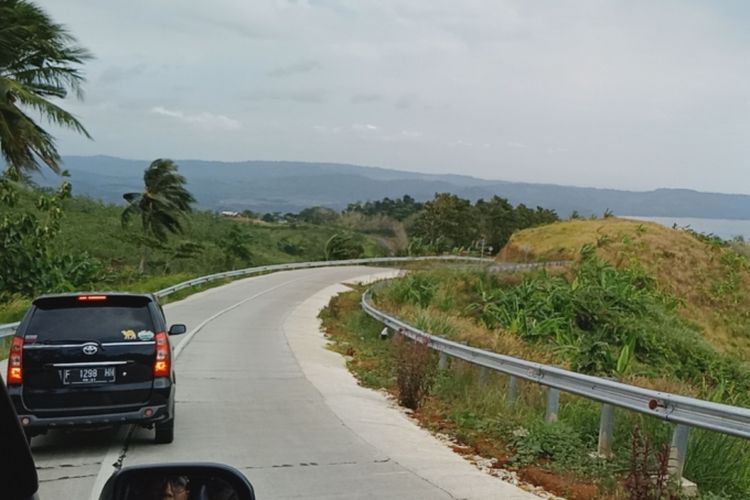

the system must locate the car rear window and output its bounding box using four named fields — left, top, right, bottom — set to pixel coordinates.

left=26, top=296, right=156, bottom=343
